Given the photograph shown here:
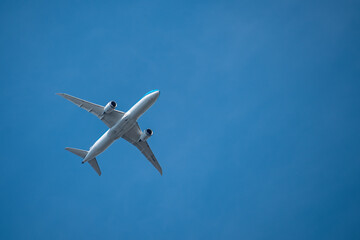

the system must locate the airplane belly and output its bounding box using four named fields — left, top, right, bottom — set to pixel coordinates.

left=127, top=95, right=157, bottom=120
left=111, top=117, right=136, bottom=139
left=86, top=130, right=115, bottom=160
